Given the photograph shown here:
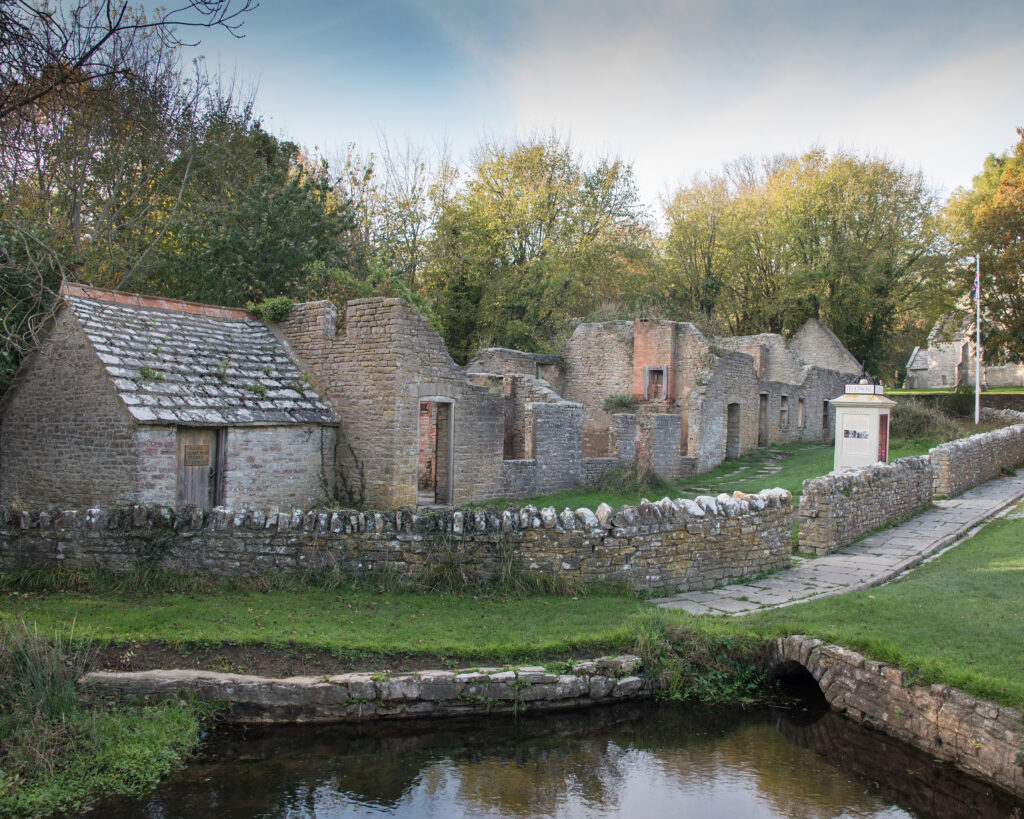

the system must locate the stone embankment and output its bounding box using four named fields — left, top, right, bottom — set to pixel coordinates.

left=0, top=488, right=792, bottom=593
left=768, top=636, right=1024, bottom=800
left=931, top=423, right=1024, bottom=499
left=80, top=655, right=648, bottom=724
